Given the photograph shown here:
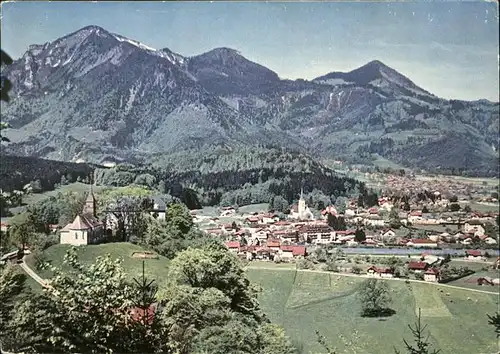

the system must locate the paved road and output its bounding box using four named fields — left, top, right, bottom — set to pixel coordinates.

left=245, top=265, right=500, bottom=295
